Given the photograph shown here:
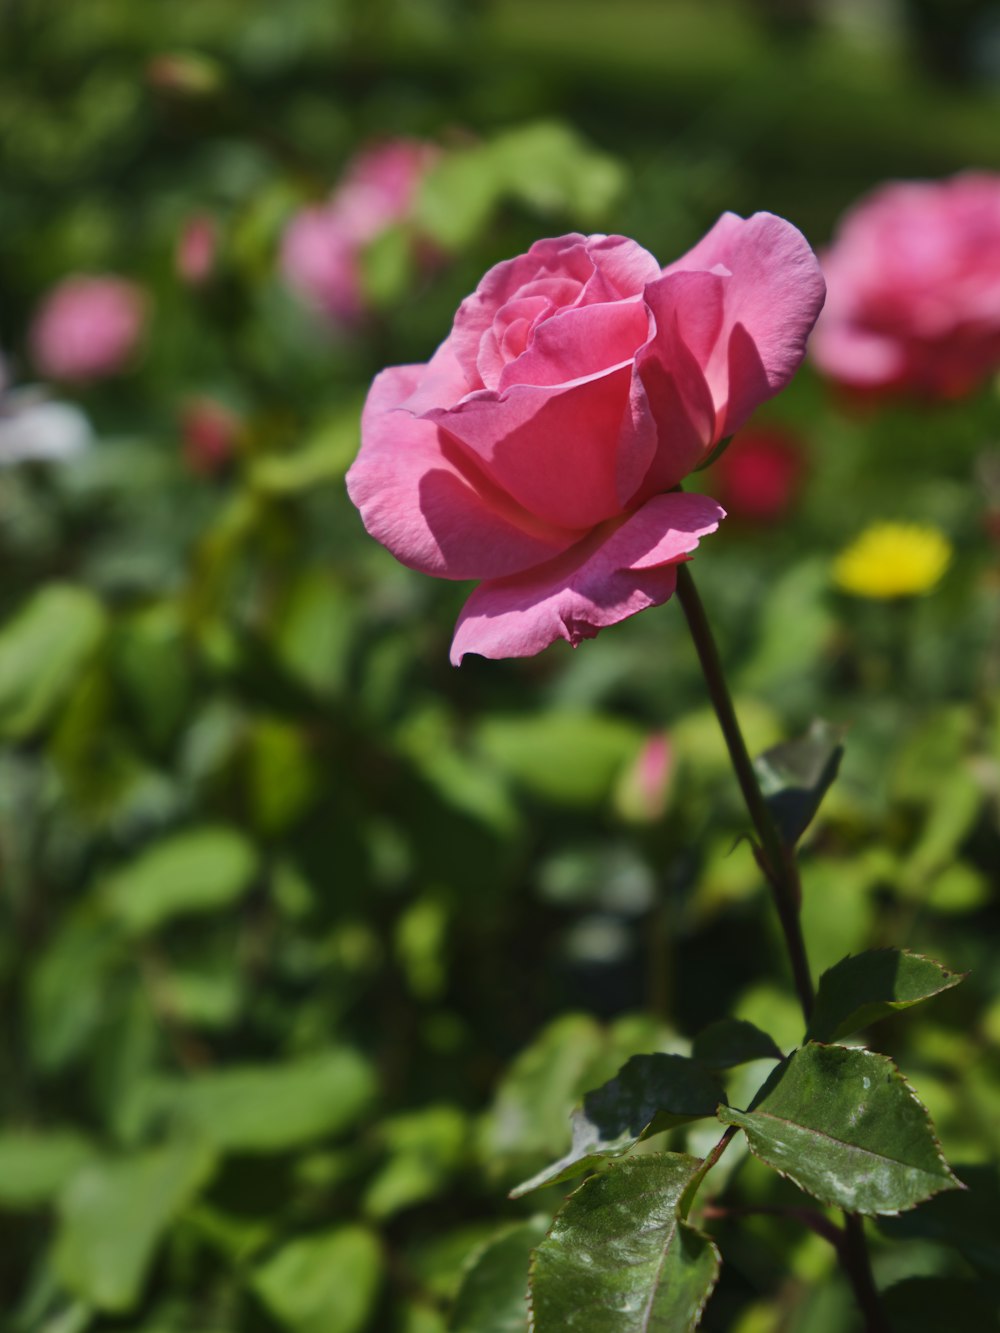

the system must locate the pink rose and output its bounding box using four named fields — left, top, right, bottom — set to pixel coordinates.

left=347, top=217, right=825, bottom=663
left=812, top=173, right=1000, bottom=398
left=281, top=138, right=438, bottom=323
left=30, top=275, right=146, bottom=382
left=711, top=425, right=805, bottom=524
